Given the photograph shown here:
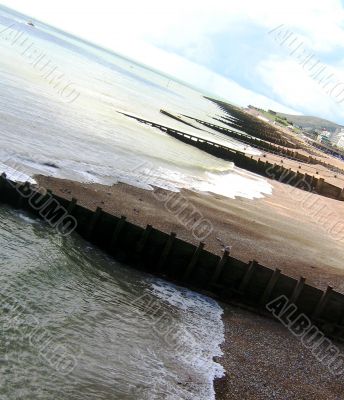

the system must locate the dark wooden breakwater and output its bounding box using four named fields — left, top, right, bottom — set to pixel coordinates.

left=2, top=172, right=344, bottom=342
left=180, top=113, right=317, bottom=164
left=205, top=96, right=300, bottom=149
left=163, top=109, right=344, bottom=175
left=185, top=113, right=344, bottom=176
left=120, top=111, right=344, bottom=202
